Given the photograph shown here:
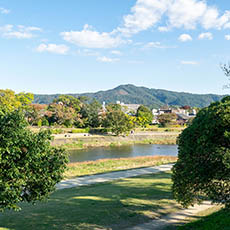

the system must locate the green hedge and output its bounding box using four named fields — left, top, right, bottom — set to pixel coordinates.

left=70, top=128, right=90, bottom=133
